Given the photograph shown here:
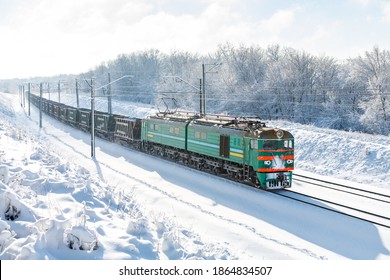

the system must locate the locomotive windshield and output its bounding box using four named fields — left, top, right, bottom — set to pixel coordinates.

left=262, top=140, right=278, bottom=150
left=262, top=139, right=294, bottom=150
